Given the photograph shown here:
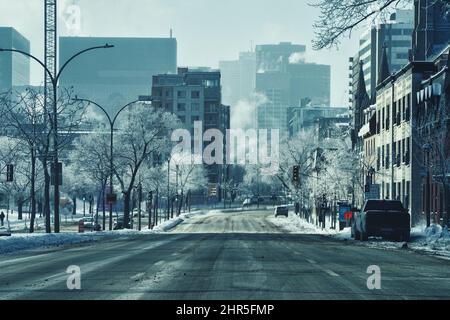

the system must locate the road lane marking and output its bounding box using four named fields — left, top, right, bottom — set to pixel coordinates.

left=306, top=259, right=339, bottom=277
left=324, top=269, right=339, bottom=277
